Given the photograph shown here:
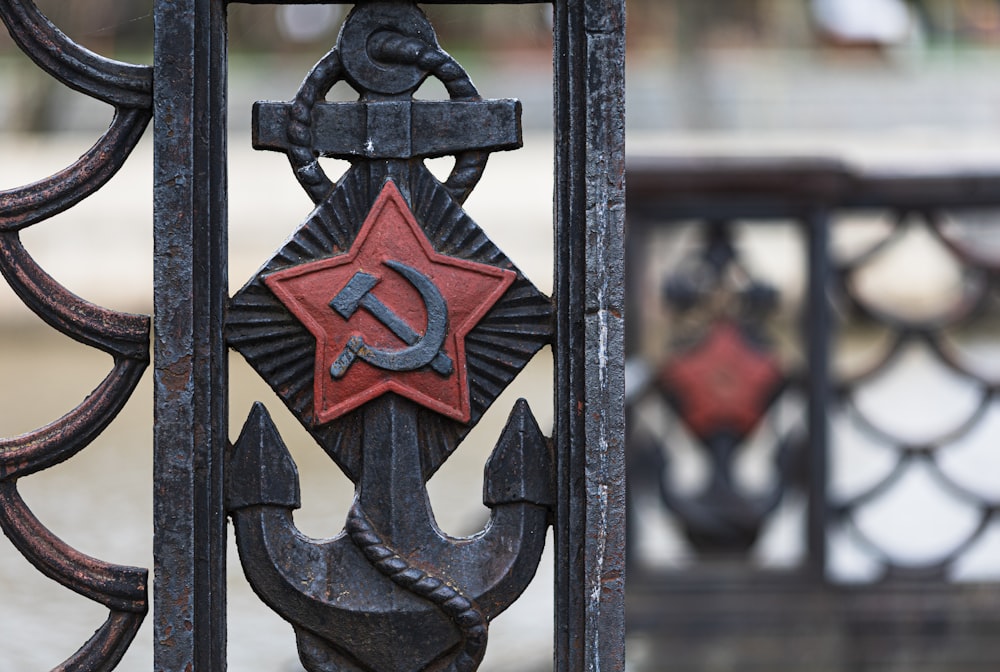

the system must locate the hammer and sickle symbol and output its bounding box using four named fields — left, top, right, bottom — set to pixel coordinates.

left=329, top=259, right=453, bottom=378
